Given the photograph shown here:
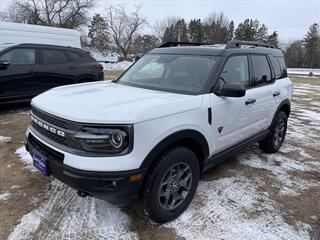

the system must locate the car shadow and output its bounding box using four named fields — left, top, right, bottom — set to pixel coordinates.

left=0, top=102, right=31, bottom=114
